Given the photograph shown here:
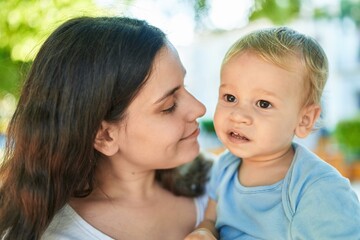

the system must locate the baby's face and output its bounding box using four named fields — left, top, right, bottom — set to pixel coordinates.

left=214, top=51, right=305, bottom=161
